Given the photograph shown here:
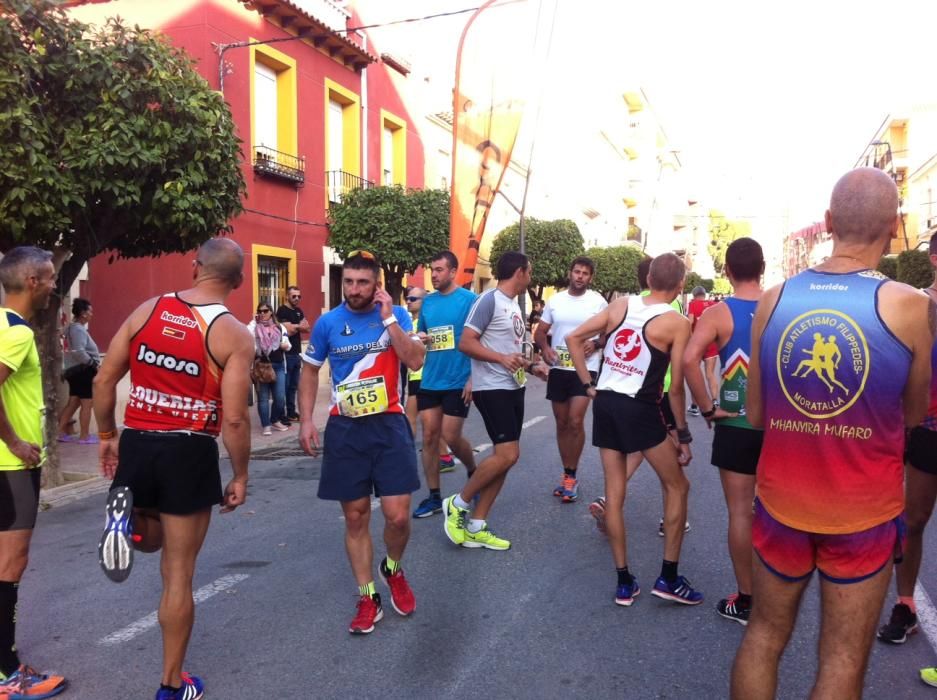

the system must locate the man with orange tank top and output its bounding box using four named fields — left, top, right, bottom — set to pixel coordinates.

left=731, top=169, right=936, bottom=700
left=93, top=239, right=255, bottom=700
